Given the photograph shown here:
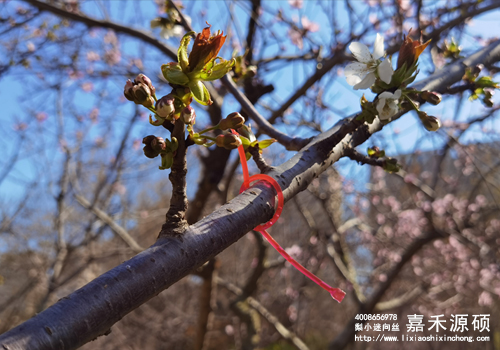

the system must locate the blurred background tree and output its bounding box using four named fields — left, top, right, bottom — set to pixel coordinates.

left=0, top=0, right=500, bottom=349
